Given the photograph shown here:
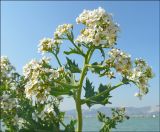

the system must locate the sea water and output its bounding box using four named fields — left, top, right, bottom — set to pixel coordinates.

left=64, top=117, right=160, bottom=131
